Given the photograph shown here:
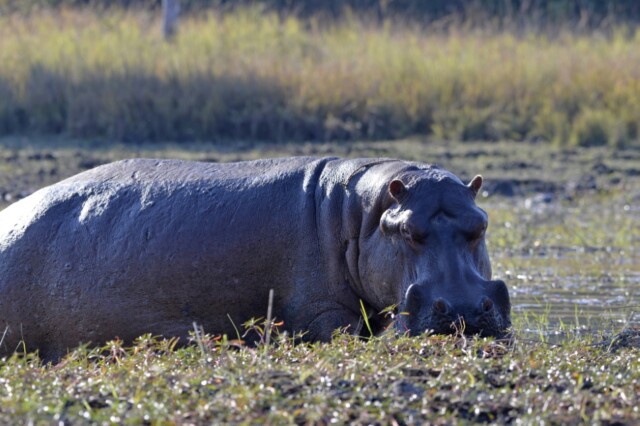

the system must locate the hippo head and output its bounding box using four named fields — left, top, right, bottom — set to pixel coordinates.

left=359, top=166, right=511, bottom=338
